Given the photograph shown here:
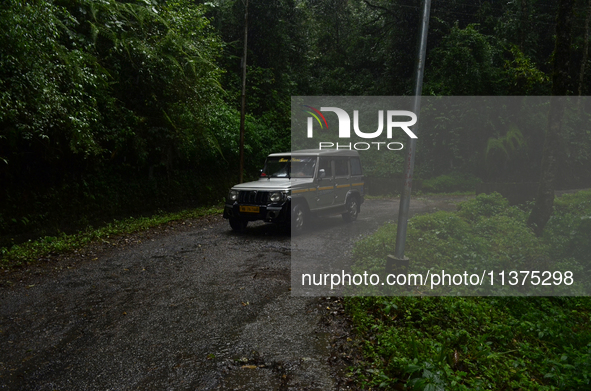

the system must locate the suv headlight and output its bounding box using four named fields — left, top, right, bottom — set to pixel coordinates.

left=228, top=190, right=239, bottom=202
left=269, top=191, right=290, bottom=202
left=269, top=191, right=282, bottom=202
